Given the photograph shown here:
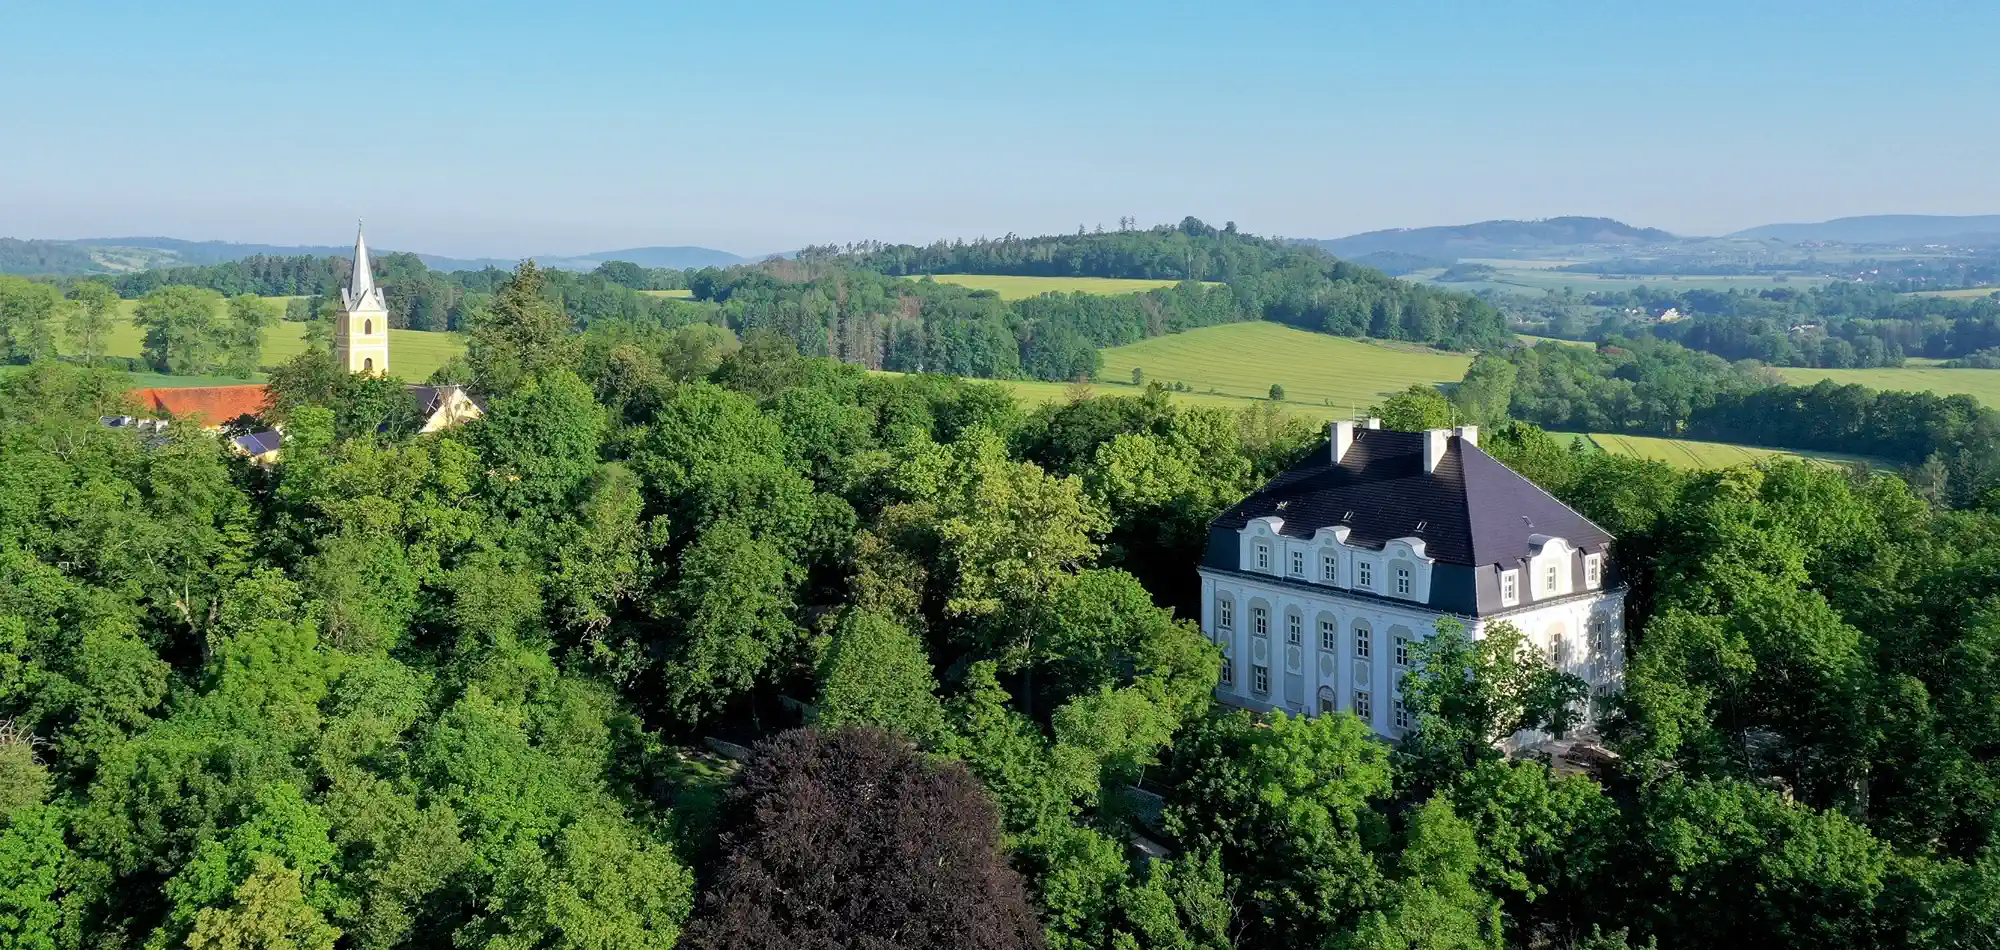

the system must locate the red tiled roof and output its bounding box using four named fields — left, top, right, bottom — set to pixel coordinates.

left=129, top=385, right=271, bottom=427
